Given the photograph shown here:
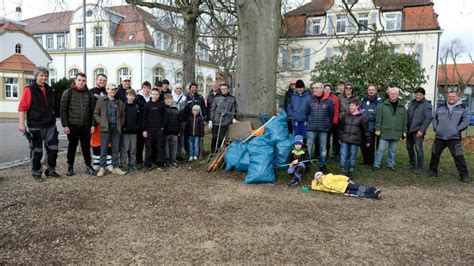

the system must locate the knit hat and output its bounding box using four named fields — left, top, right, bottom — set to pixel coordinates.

left=295, top=80, right=305, bottom=89
left=192, top=105, right=201, bottom=112
left=155, top=81, right=163, bottom=87
left=415, top=87, right=425, bottom=95
left=294, top=135, right=303, bottom=145
left=162, top=79, right=170, bottom=85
